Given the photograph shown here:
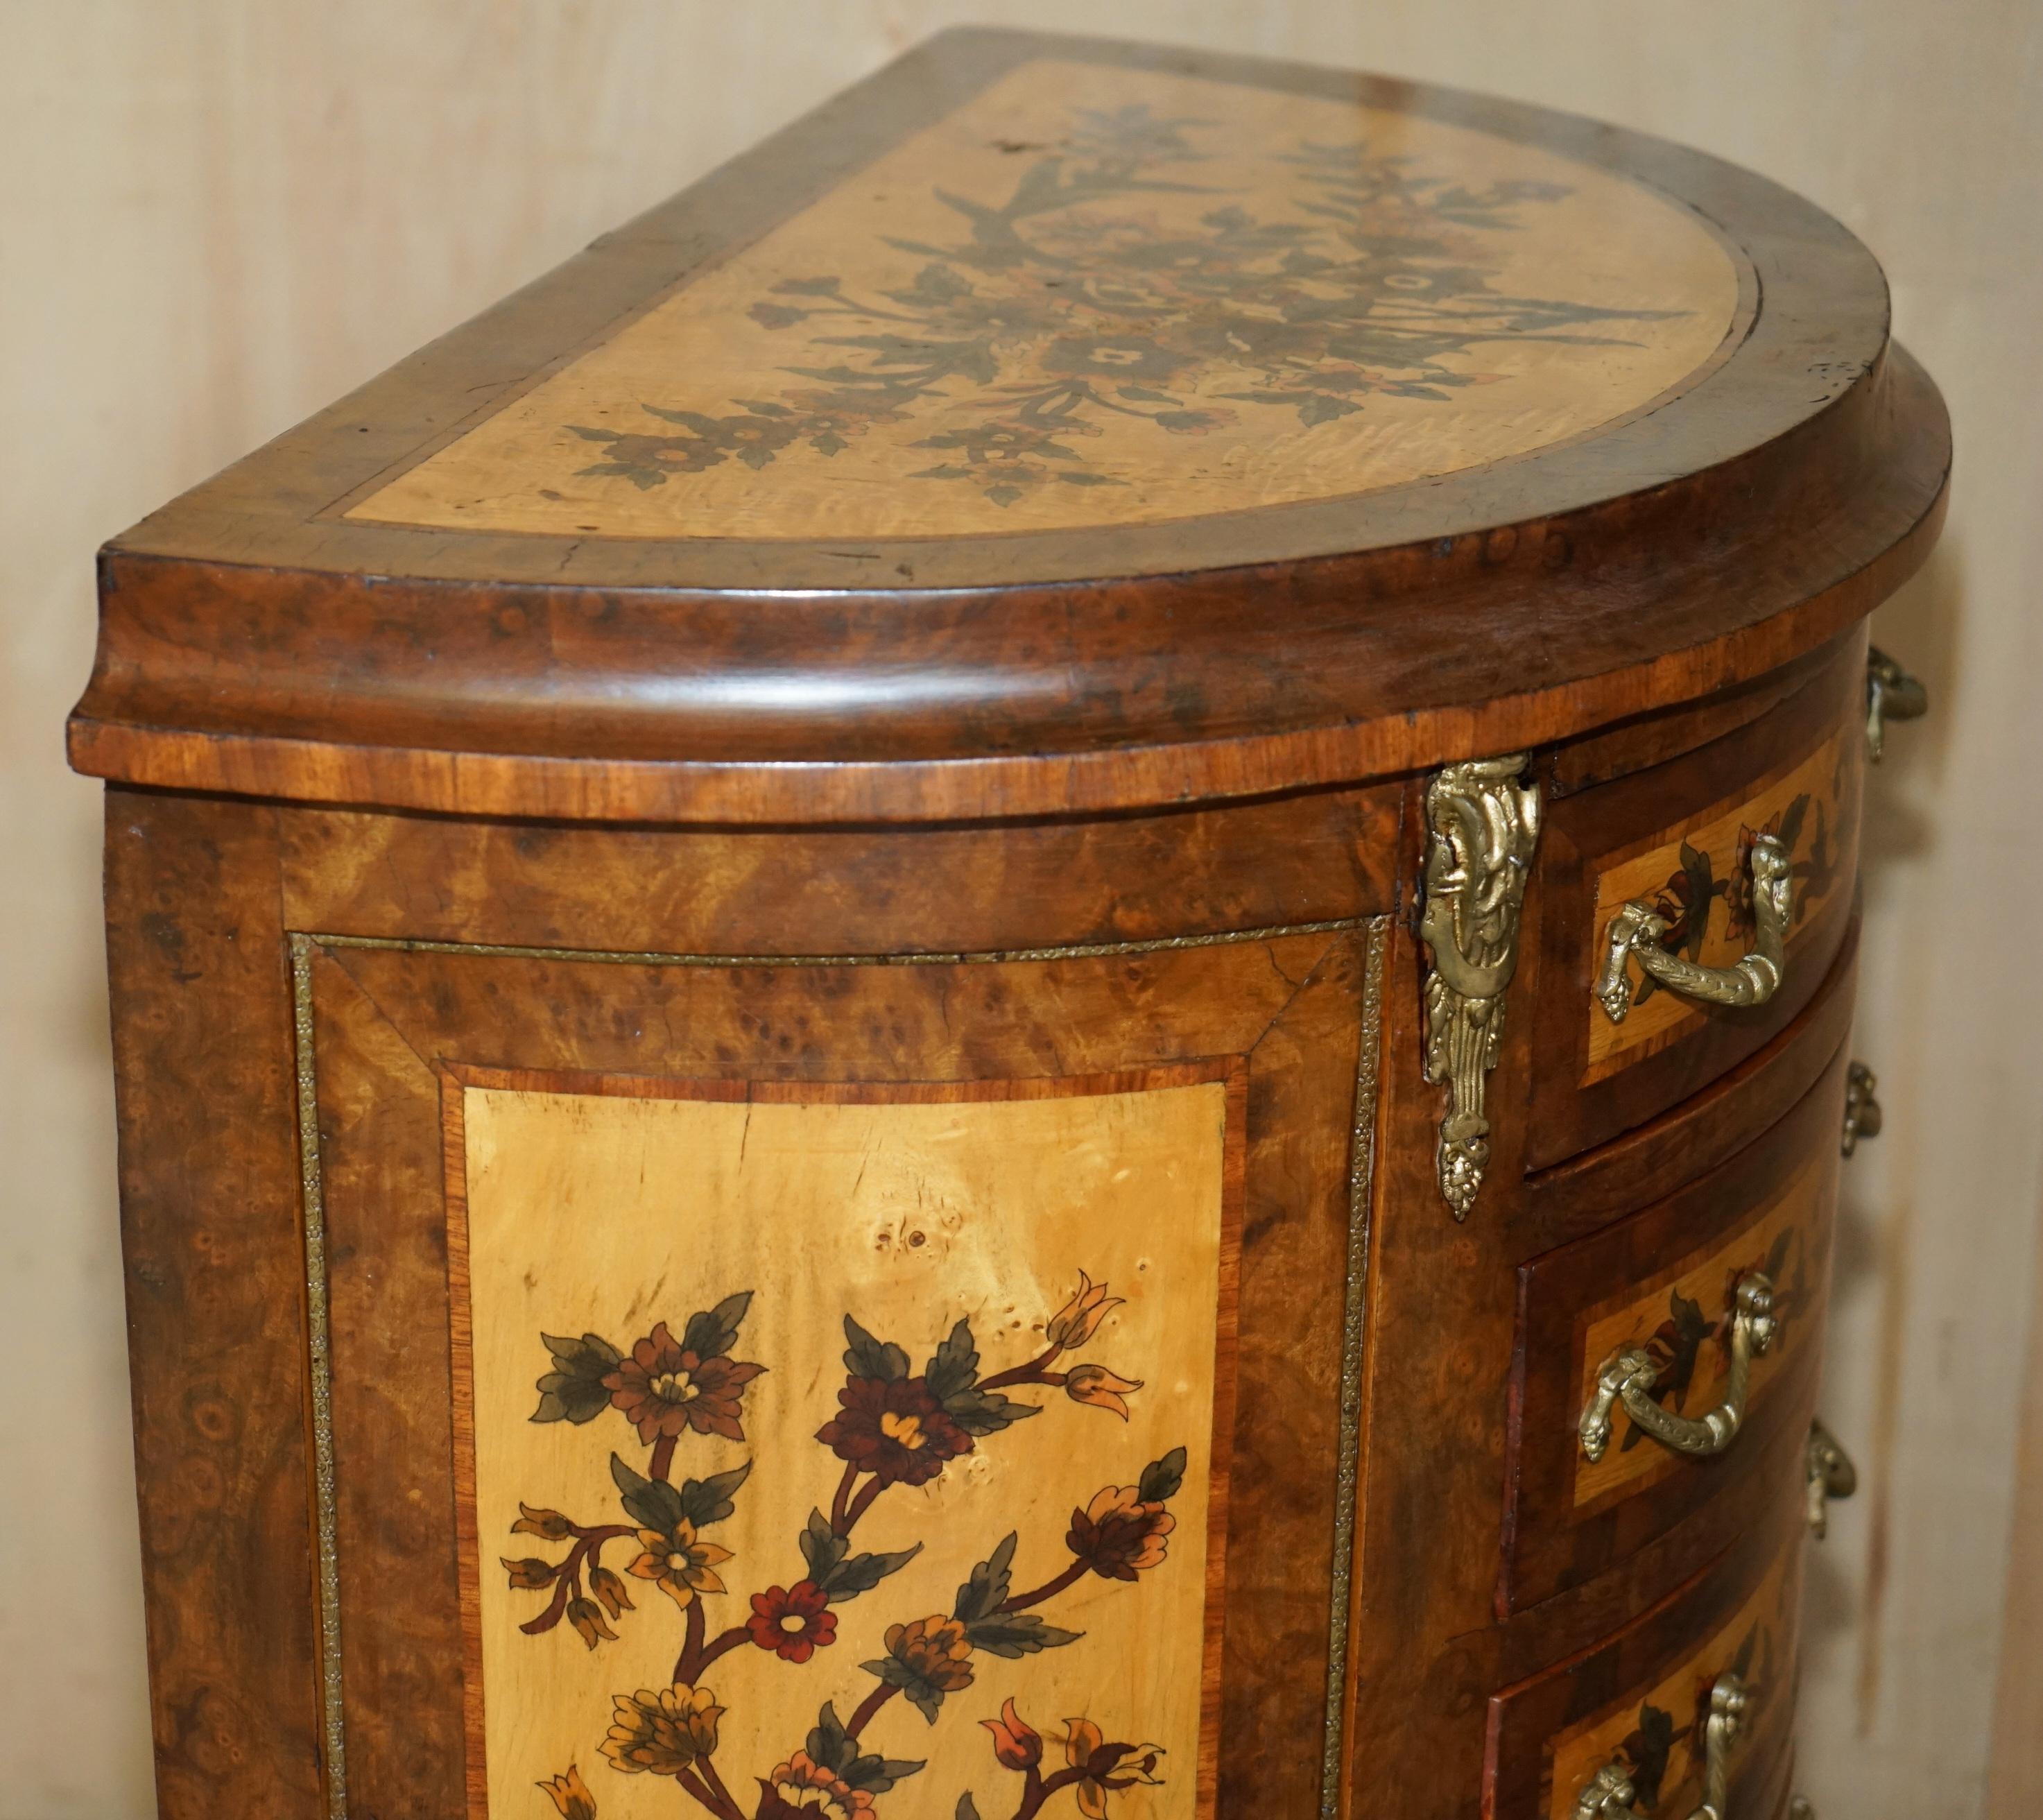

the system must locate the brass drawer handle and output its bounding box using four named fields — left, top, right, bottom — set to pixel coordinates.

left=1571, top=1673, right=1750, bottom=1819
left=1841, top=1060, right=1881, bottom=1156
left=1596, top=835, right=1792, bottom=1026
left=1574, top=1761, right=1640, bottom=1818
left=1684, top=1672, right=1750, bottom=1820
left=1806, top=1418, right=1857, bottom=1538
left=1865, top=644, right=1928, bottom=760
left=1580, top=1273, right=1777, bottom=1461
